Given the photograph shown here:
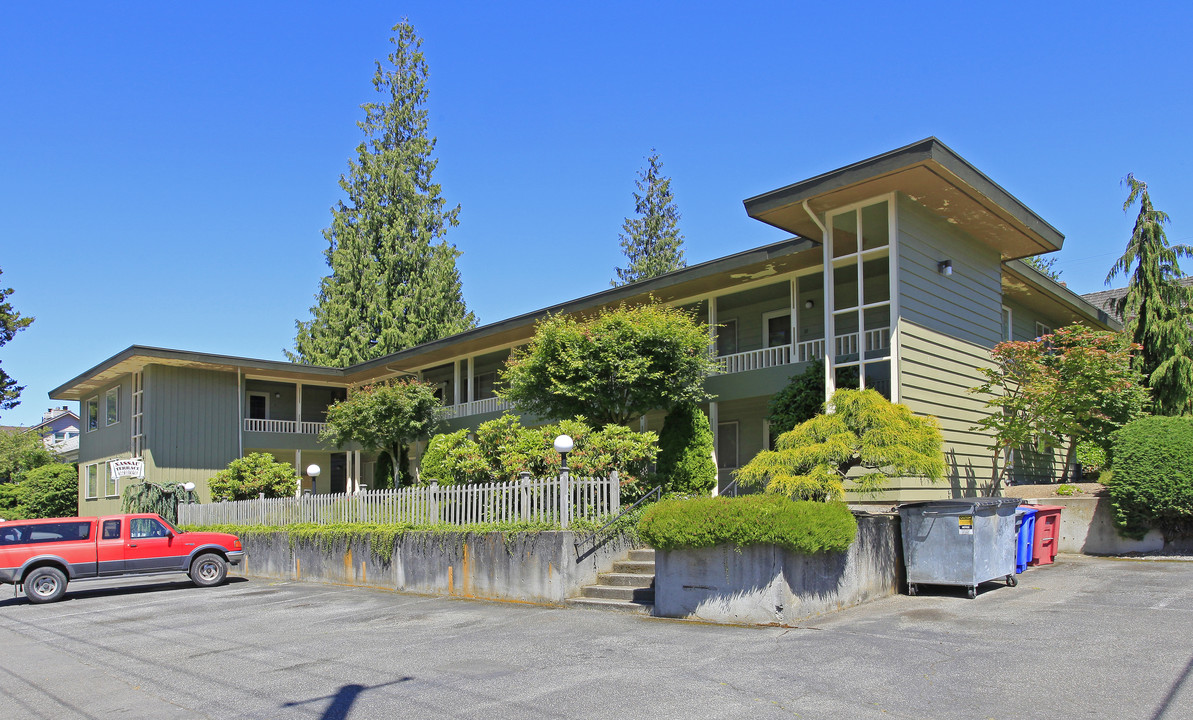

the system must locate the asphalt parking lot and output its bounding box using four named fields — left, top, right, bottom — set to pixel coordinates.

left=1, top=554, right=1191, bottom=720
